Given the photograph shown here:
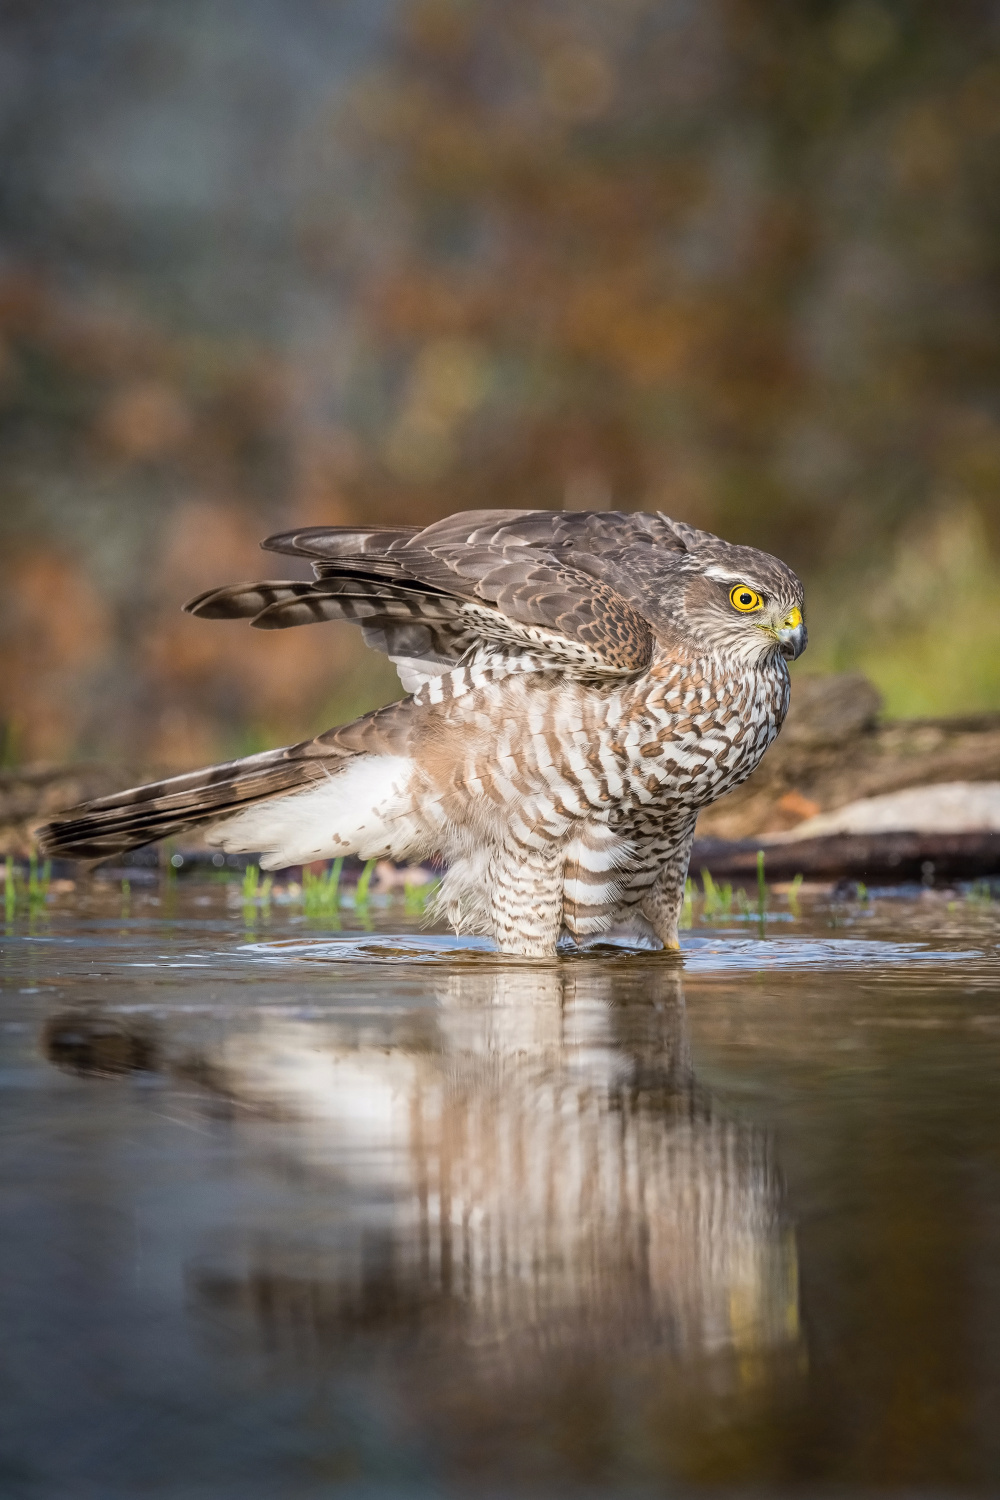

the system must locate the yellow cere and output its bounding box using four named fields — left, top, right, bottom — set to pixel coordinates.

left=783, top=607, right=802, bottom=629
left=729, top=584, right=764, bottom=613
